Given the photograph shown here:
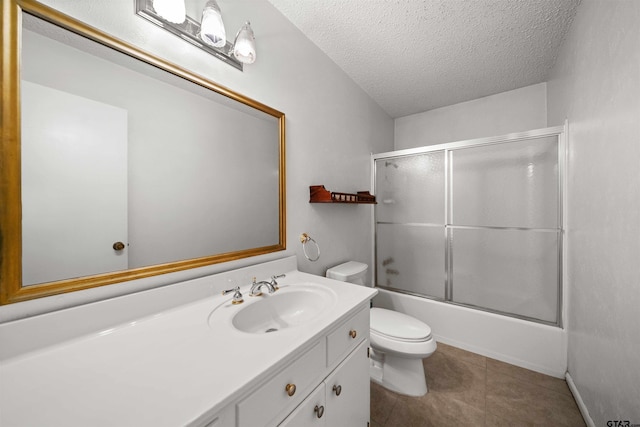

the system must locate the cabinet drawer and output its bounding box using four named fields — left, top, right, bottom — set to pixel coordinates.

left=237, top=339, right=327, bottom=427
left=277, top=382, right=326, bottom=427
left=326, top=306, right=369, bottom=367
